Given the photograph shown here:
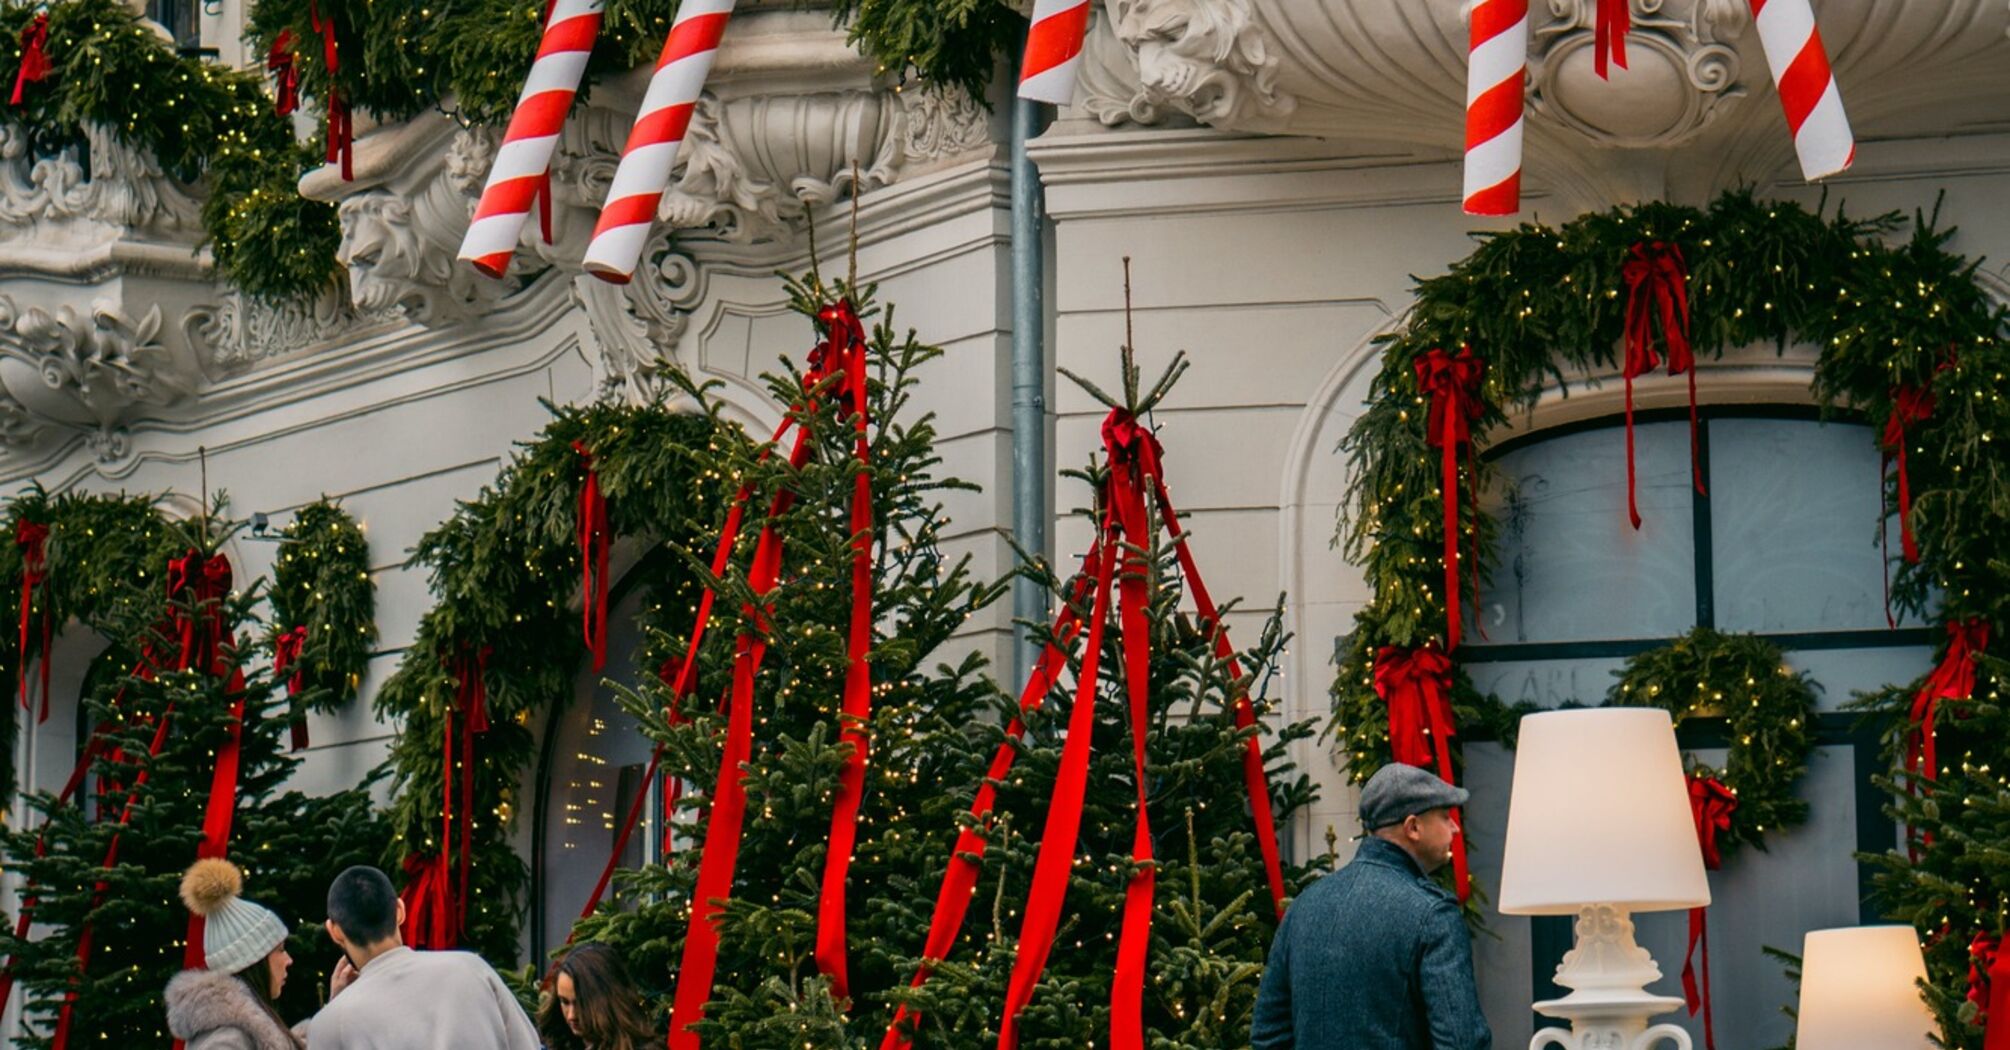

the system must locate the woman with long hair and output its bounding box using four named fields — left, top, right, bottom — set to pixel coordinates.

left=537, top=942, right=657, bottom=1050
left=165, top=858, right=306, bottom=1049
